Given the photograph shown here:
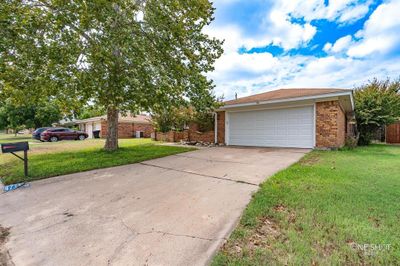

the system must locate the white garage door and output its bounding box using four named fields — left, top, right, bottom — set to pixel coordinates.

left=228, top=106, right=314, bottom=148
